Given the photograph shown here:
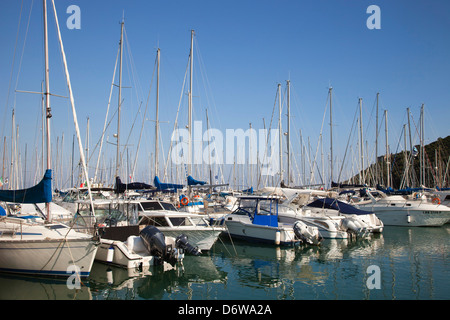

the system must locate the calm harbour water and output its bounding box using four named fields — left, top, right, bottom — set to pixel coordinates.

left=0, top=225, right=448, bottom=301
